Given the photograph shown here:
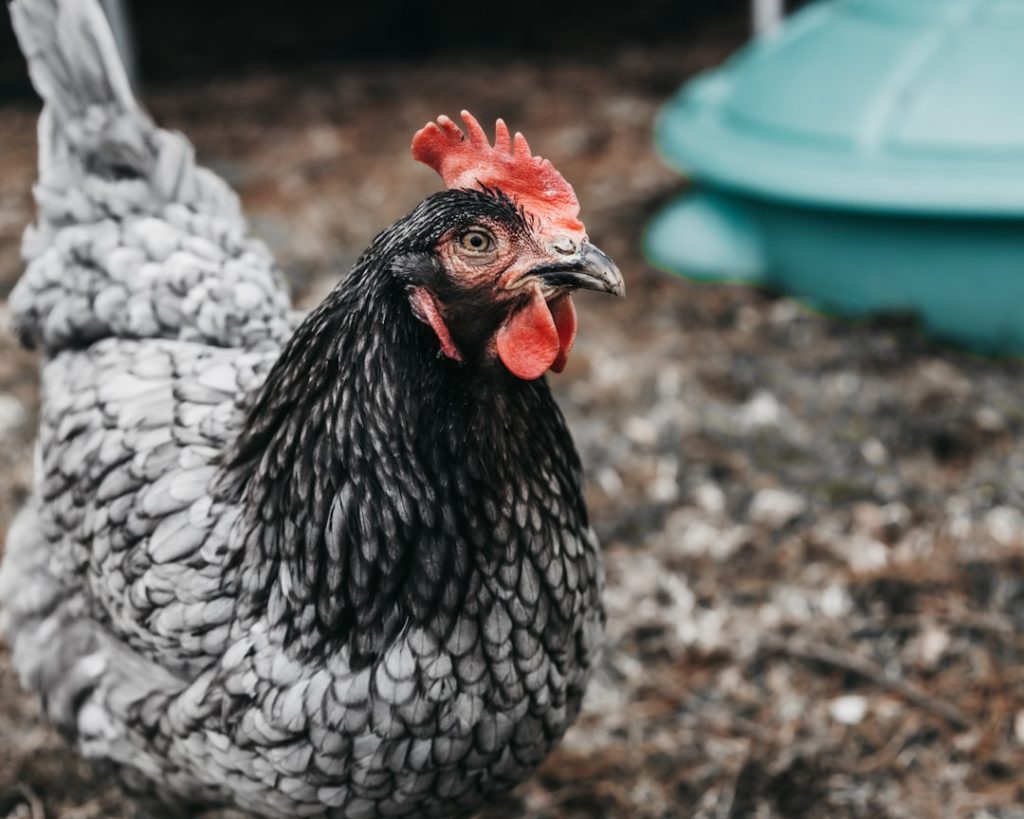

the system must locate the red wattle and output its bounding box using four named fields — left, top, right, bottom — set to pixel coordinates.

left=550, top=296, right=577, bottom=373
left=496, top=287, right=561, bottom=380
